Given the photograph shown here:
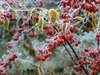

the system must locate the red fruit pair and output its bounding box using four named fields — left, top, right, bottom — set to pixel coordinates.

left=64, top=32, right=73, bottom=42
left=43, top=51, right=52, bottom=58
left=28, top=31, right=37, bottom=39
left=96, top=33, right=100, bottom=41
left=4, top=12, right=12, bottom=18
left=48, top=42, right=56, bottom=51
left=72, top=3, right=80, bottom=9
left=36, top=51, right=52, bottom=61
left=6, top=43, right=13, bottom=49
left=57, top=38, right=65, bottom=45
left=88, top=51, right=97, bottom=57
left=91, top=63, right=100, bottom=71
left=43, top=24, right=56, bottom=36
left=12, top=31, right=21, bottom=40
left=0, top=18, right=4, bottom=25
left=36, top=55, right=45, bottom=61
left=62, top=0, right=75, bottom=7
left=74, top=65, right=82, bottom=72
left=74, top=40, right=80, bottom=46
left=9, top=54, right=17, bottom=61
left=46, top=29, right=55, bottom=36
